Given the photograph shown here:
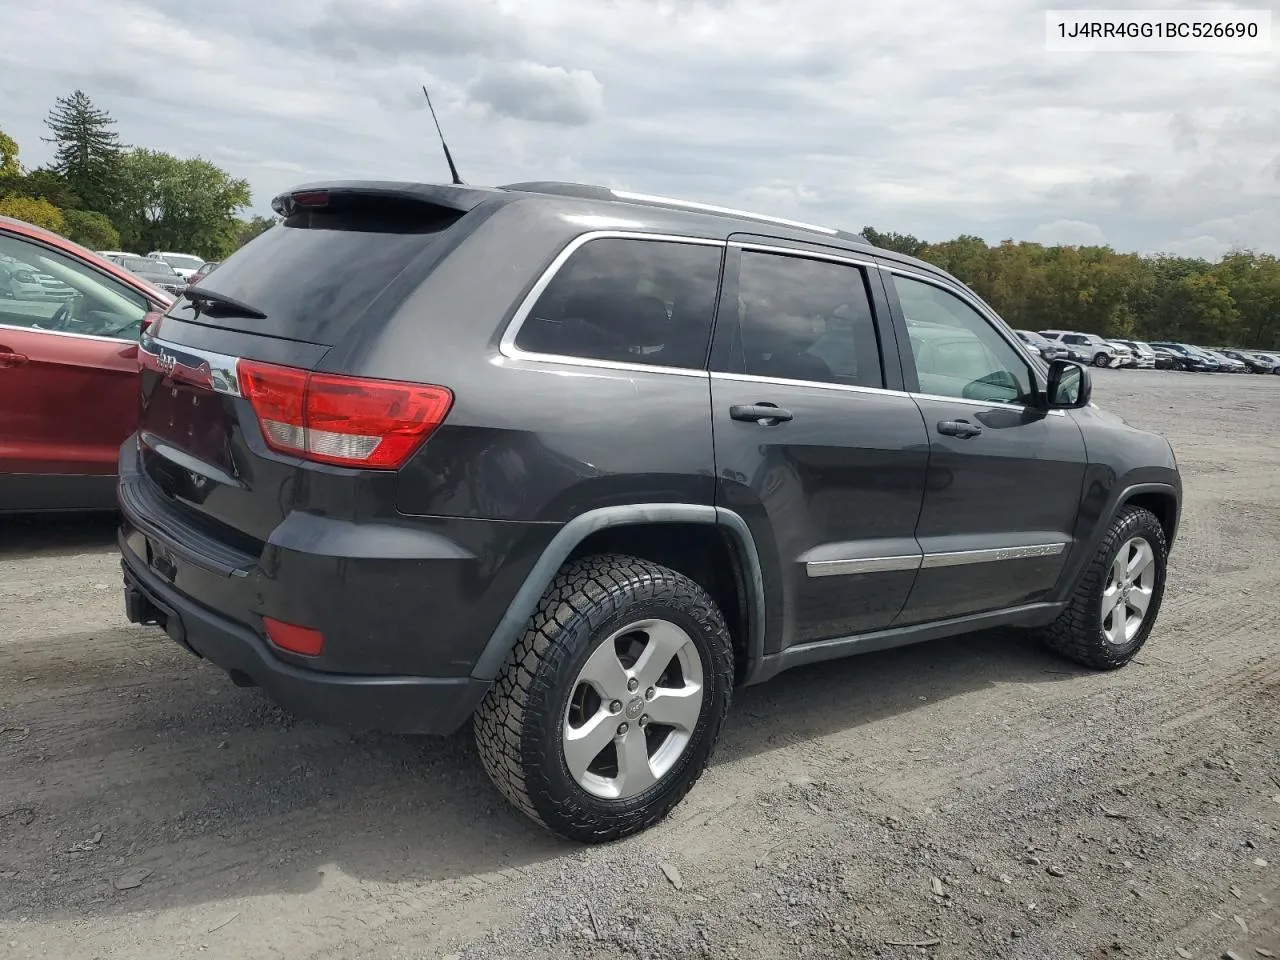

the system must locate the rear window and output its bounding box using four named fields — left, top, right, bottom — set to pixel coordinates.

left=167, top=201, right=462, bottom=343
left=515, top=237, right=723, bottom=370
left=124, top=257, right=173, bottom=274
left=160, top=254, right=204, bottom=271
